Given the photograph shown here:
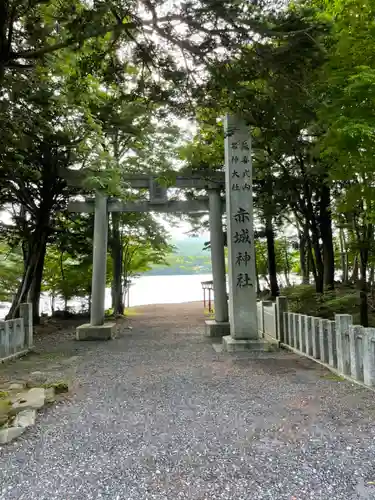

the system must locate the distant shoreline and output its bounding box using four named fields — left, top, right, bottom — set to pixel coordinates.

left=143, top=271, right=212, bottom=277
